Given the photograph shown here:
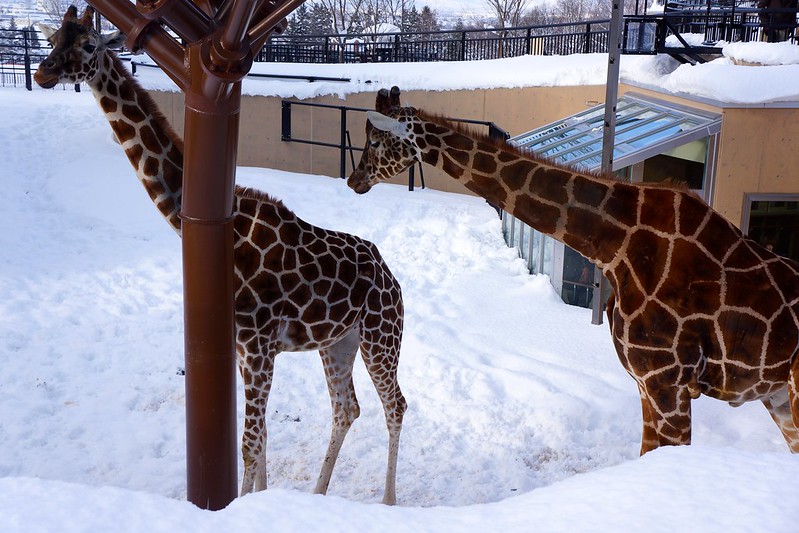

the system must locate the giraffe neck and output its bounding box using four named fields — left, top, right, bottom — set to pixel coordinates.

left=415, top=114, right=638, bottom=267
left=88, top=50, right=183, bottom=234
